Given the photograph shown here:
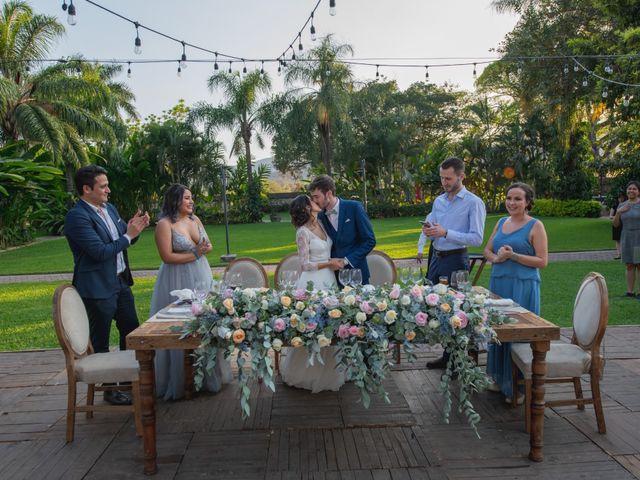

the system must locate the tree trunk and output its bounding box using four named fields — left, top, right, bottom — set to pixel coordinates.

left=319, top=122, right=332, bottom=176
left=243, top=127, right=253, bottom=187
